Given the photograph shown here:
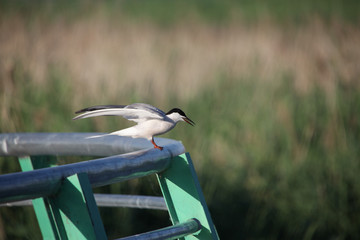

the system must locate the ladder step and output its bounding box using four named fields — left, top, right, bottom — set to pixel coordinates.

left=0, top=194, right=167, bottom=210
left=116, top=218, right=201, bottom=240
left=95, top=194, right=167, bottom=210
